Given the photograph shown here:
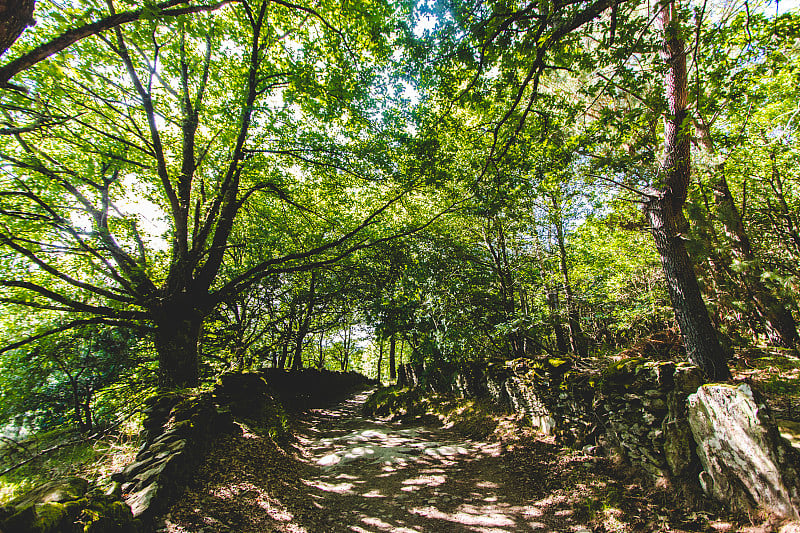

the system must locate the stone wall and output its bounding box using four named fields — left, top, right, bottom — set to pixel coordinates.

left=116, top=368, right=374, bottom=526
left=396, top=356, right=800, bottom=519
left=113, top=384, right=242, bottom=524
